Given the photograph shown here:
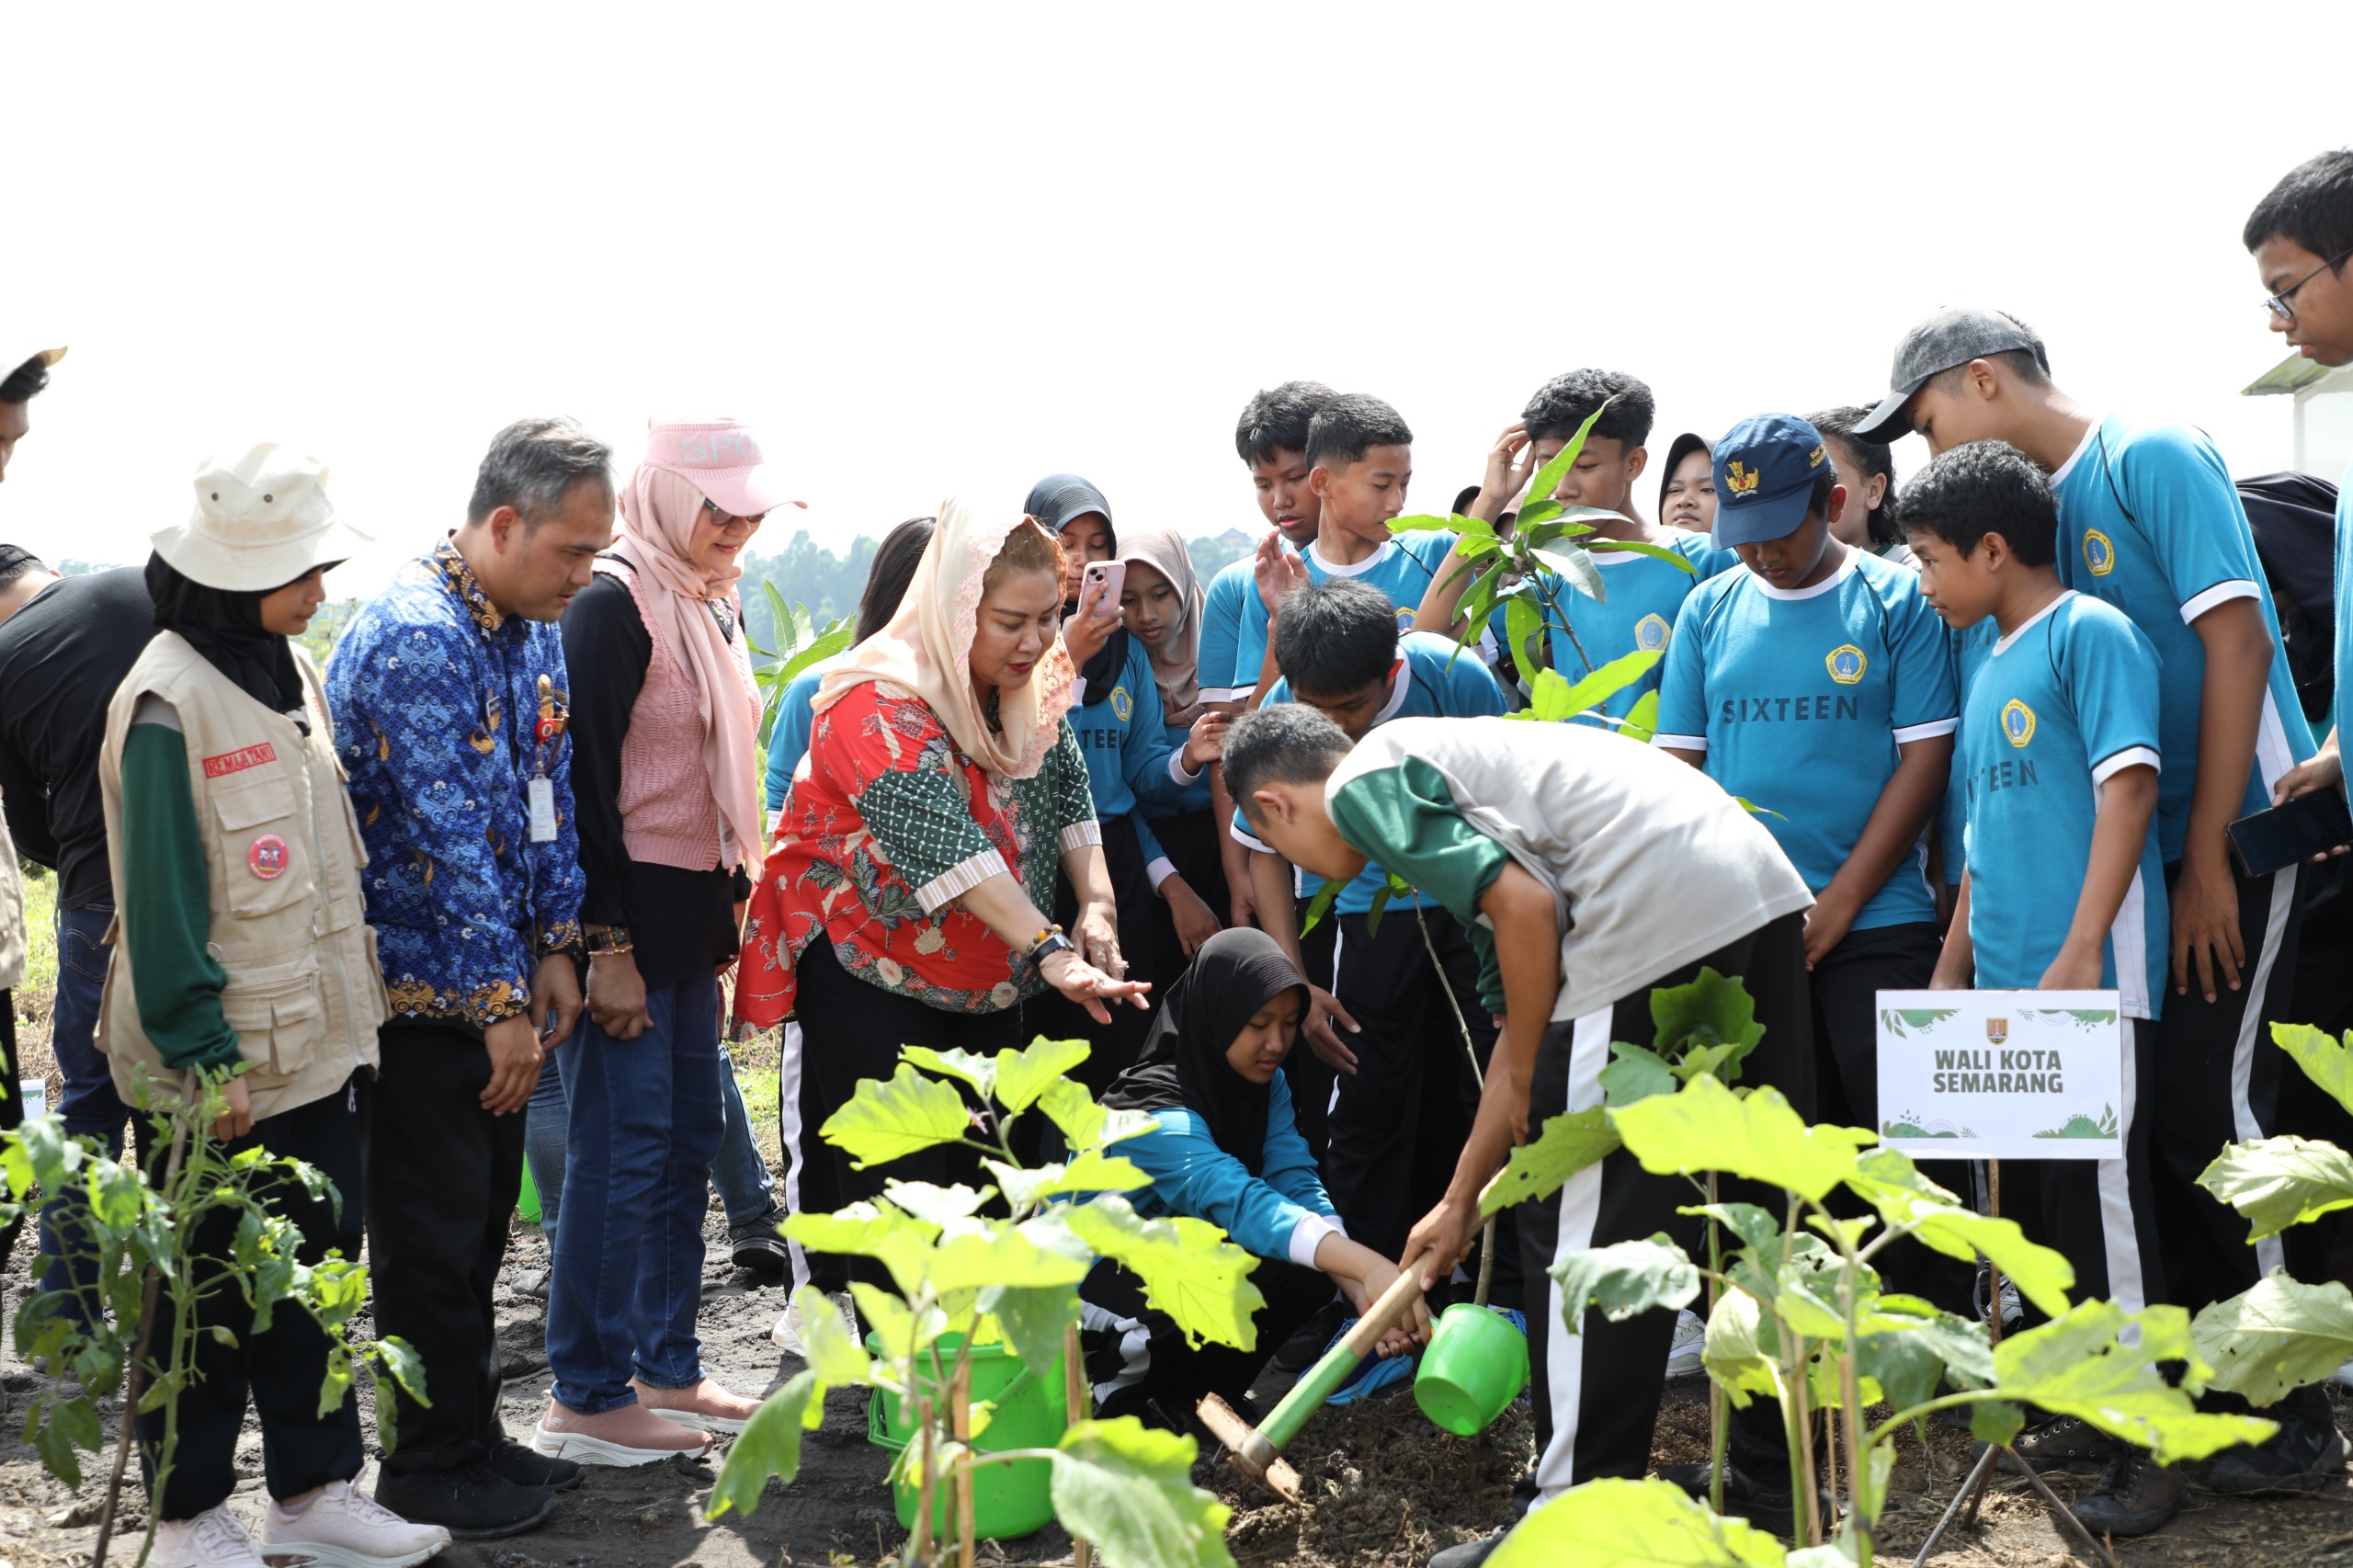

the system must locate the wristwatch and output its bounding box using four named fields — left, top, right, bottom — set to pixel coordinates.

left=585, top=923, right=635, bottom=957
left=1025, top=925, right=1074, bottom=966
